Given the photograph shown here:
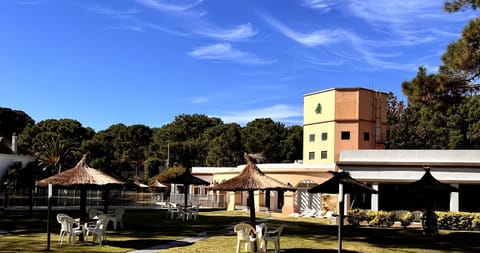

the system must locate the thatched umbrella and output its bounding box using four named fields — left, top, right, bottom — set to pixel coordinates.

left=37, top=154, right=126, bottom=222
left=308, top=171, right=377, bottom=253
left=212, top=153, right=296, bottom=224
left=149, top=179, right=168, bottom=189
left=163, top=169, right=209, bottom=213
left=308, top=171, right=377, bottom=194
left=405, top=167, right=458, bottom=236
